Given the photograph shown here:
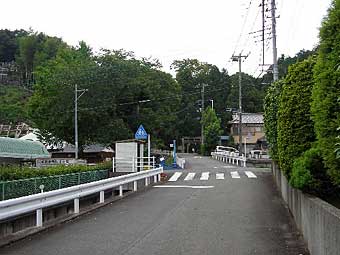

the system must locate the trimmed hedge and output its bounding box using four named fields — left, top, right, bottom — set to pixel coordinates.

left=263, top=80, right=284, bottom=161
left=0, top=161, right=112, bottom=181
left=311, top=0, right=340, bottom=185
left=277, top=58, right=316, bottom=177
